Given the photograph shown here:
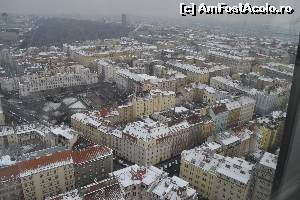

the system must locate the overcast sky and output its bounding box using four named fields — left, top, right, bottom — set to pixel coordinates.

left=0, top=0, right=299, bottom=26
